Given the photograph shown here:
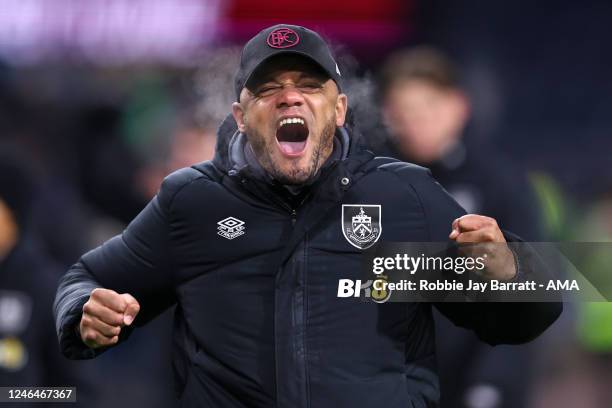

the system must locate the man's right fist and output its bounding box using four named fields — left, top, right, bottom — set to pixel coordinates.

left=79, top=288, right=140, bottom=349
